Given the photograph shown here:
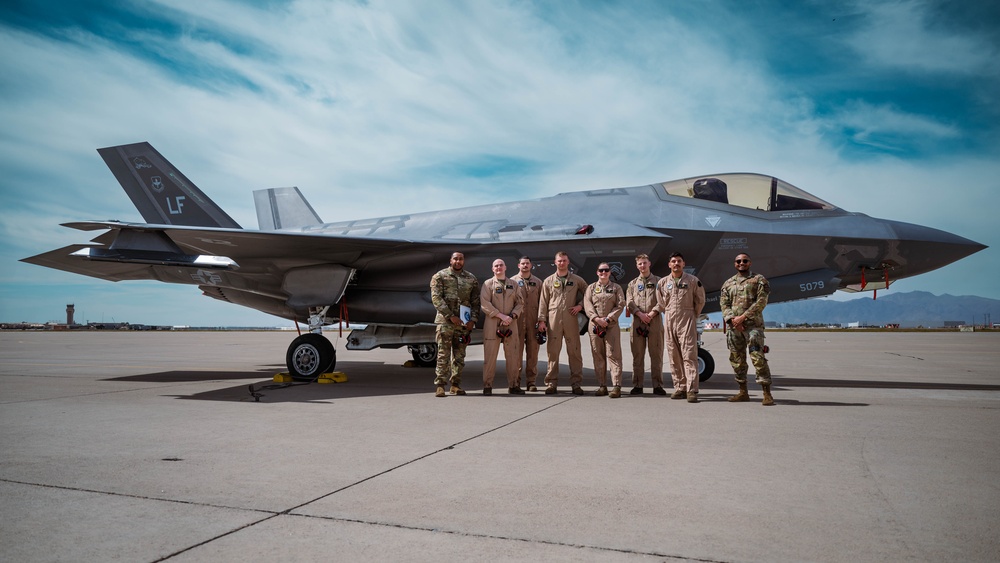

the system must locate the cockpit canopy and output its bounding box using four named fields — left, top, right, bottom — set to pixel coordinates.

left=660, top=173, right=836, bottom=212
